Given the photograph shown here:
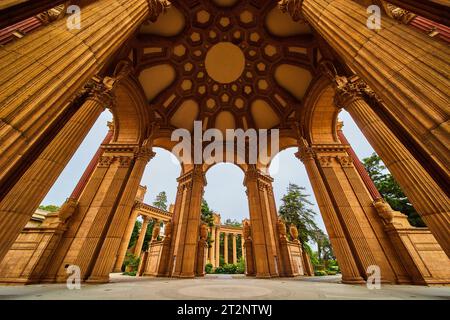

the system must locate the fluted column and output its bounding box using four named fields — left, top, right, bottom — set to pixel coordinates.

left=0, top=79, right=112, bottom=262
left=169, top=165, right=206, bottom=277
left=244, top=166, right=280, bottom=277
left=210, top=226, right=216, bottom=266
left=88, top=147, right=154, bottom=282
left=232, top=234, right=237, bottom=264
left=296, top=139, right=365, bottom=284
left=333, top=76, right=450, bottom=257
left=224, top=233, right=229, bottom=264
left=0, top=0, right=170, bottom=191
left=215, top=229, right=221, bottom=267
left=280, top=0, right=450, bottom=180
left=113, top=208, right=139, bottom=272
left=134, top=216, right=150, bottom=257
